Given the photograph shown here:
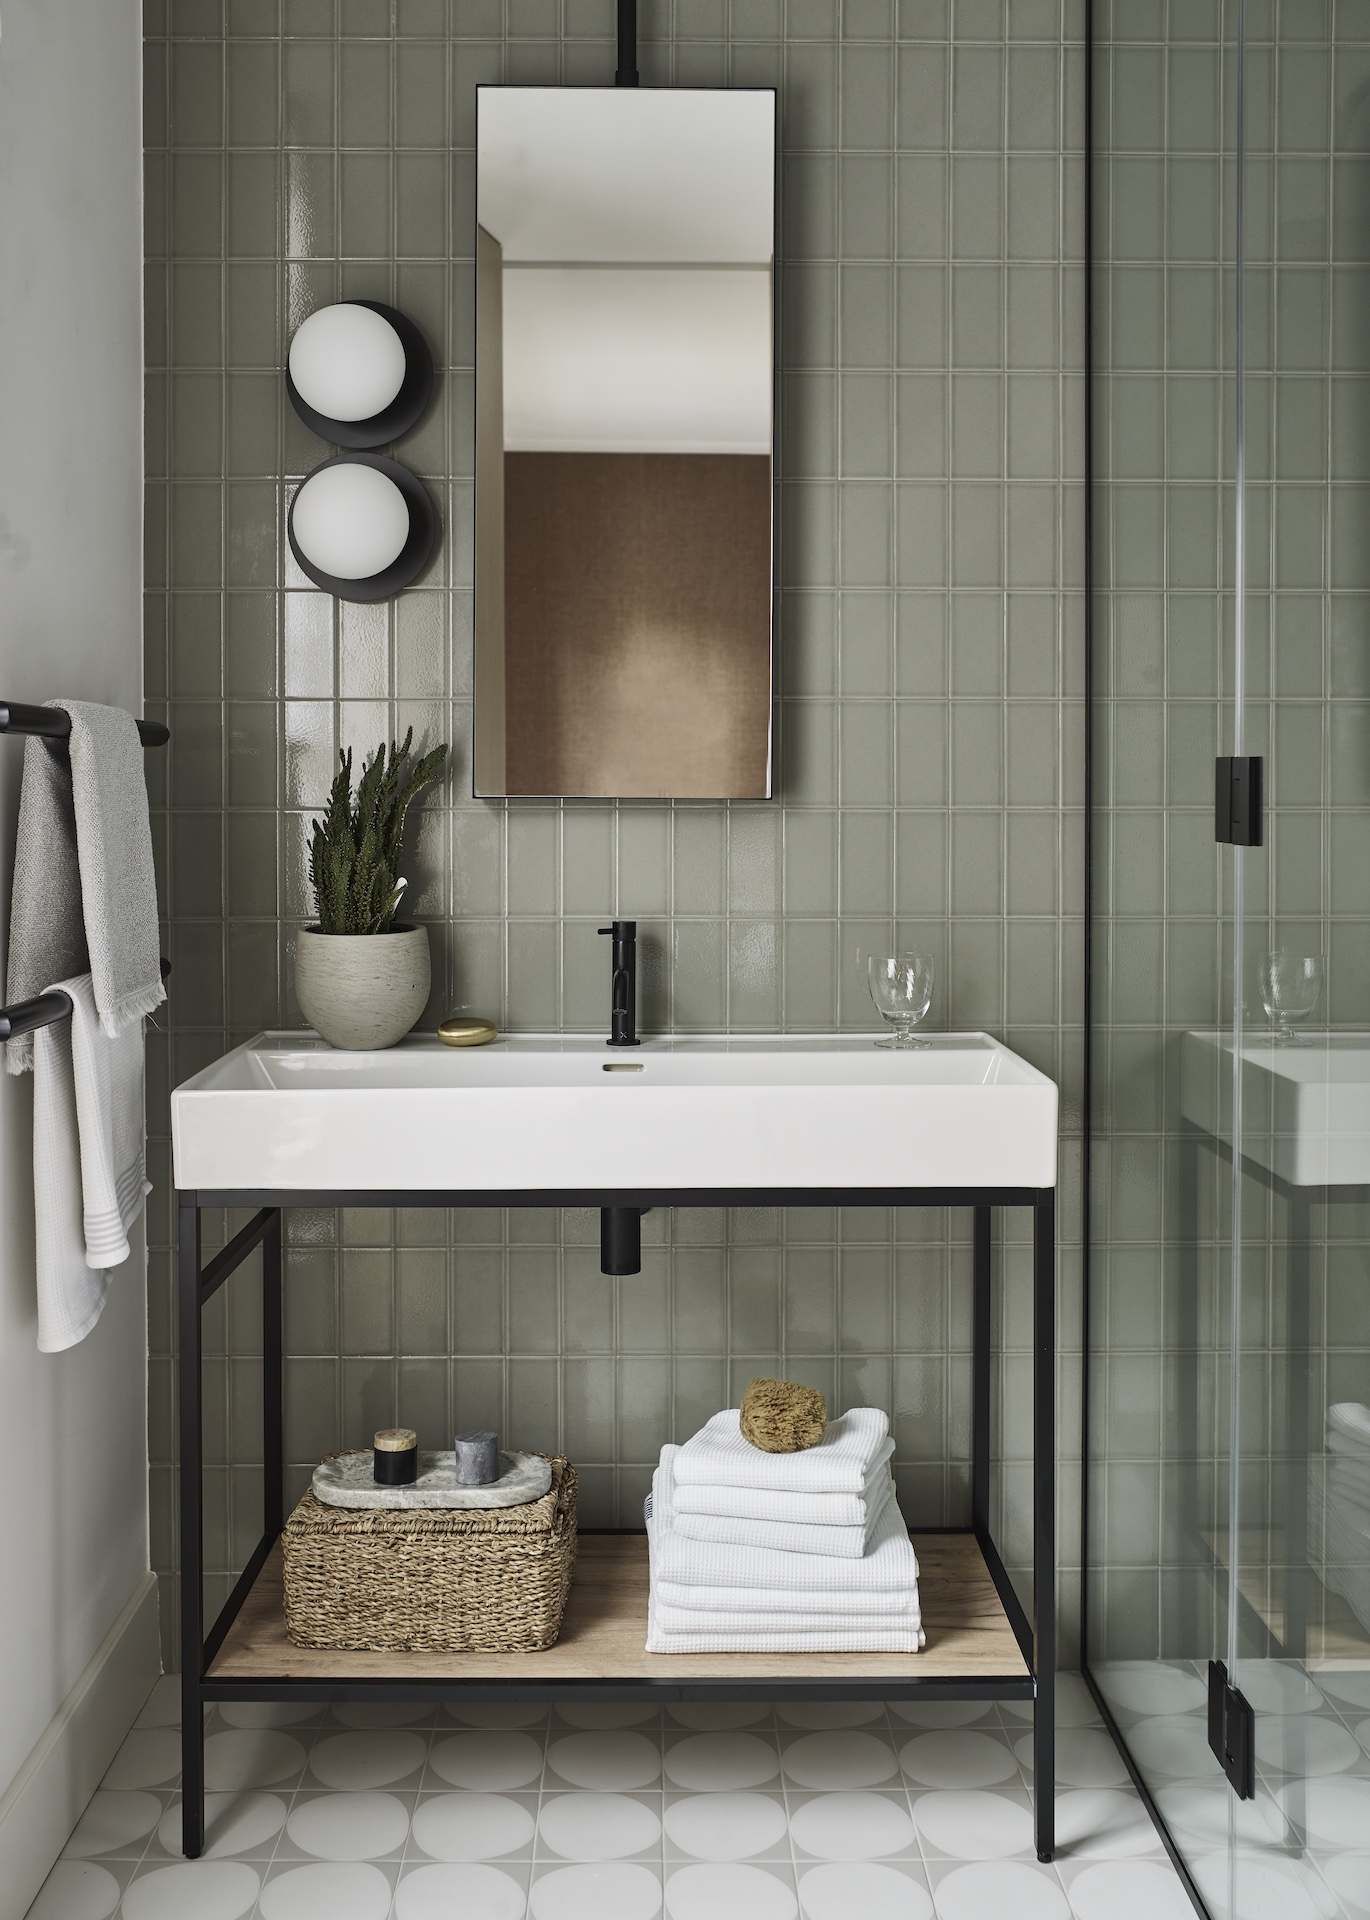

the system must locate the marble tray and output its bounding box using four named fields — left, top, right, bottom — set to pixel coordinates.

left=312, top=1449, right=552, bottom=1510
